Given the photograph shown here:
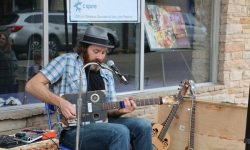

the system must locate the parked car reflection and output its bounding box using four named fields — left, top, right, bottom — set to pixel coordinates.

left=0, top=12, right=120, bottom=58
